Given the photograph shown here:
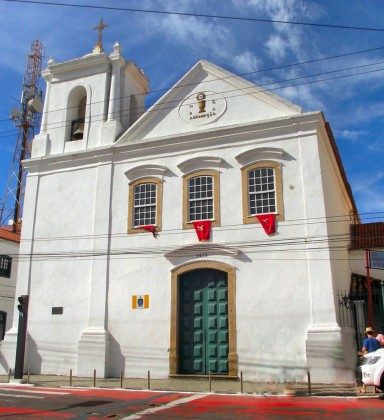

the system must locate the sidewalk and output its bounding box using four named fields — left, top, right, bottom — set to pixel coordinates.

left=0, top=374, right=364, bottom=397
